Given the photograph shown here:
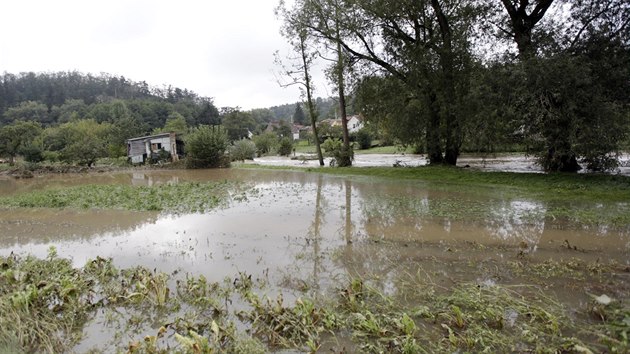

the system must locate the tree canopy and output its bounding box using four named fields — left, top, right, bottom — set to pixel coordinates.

left=284, top=0, right=630, bottom=171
